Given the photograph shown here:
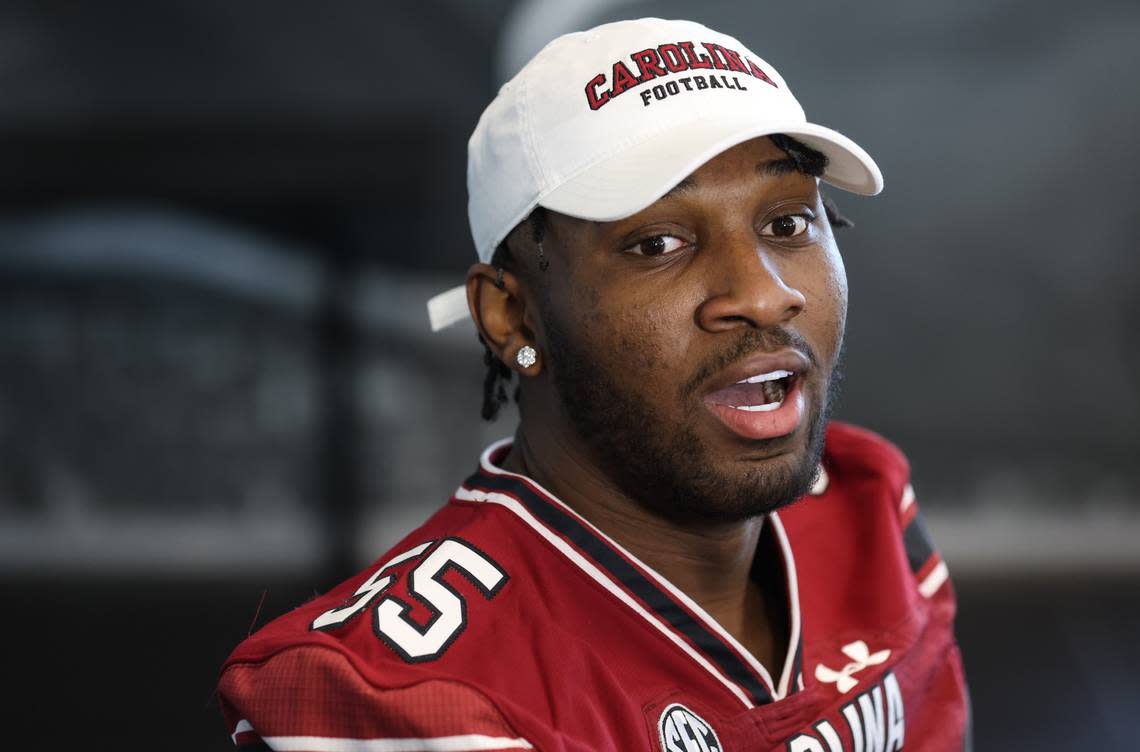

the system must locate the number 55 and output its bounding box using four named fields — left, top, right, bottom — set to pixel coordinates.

left=311, top=538, right=508, bottom=663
